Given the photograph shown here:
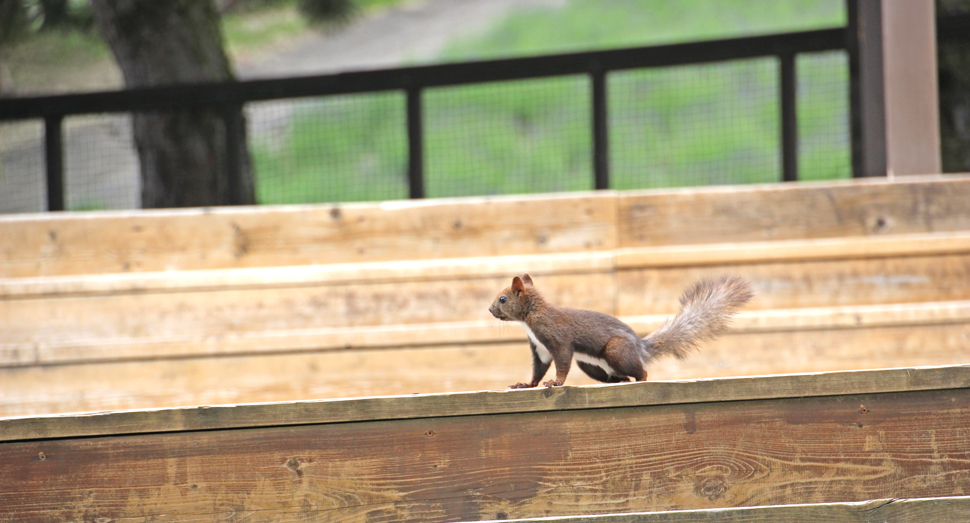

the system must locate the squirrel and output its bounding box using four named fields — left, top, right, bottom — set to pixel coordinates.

left=488, top=273, right=753, bottom=388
